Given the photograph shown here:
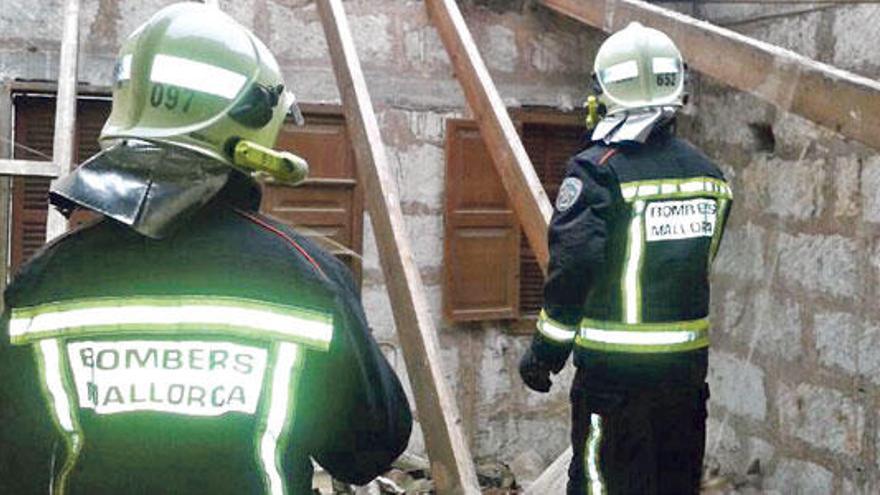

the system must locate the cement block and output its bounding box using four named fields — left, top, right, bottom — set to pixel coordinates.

left=834, top=155, right=862, bottom=218
left=765, top=458, right=833, bottom=495
left=405, top=110, right=455, bottom=144
left=739, top=10, right=822, bottom=60
left=713, top=223, right=766, bottom=283
left=217, top=0, right=259, bottom=30
left=266, top=2, right=327, bottom=61
left=403, top=24, right=450, bottom=69
left=861, top=156, right=880, bottom=224
left=708, top=351, right=767, bottom=421
left=833, top=5, right=880, bottom=74
left=778, top=383, right=864, bottom=457
left=815, top=311, right=859, bottom=373
left=768, top=157, right=826, bottom=220
left=752, top=289, right=802, bottom=361
left=528, top=30, right=589, bottom=75
left=350, top=14, right=393, bottom=65
left=479, top=24, right=517, bottom=73
left=0, top=50, right=51, bottom=81
left=705, top=417, right=742, bottom=475
left=745, top=436, right=775, bottom=475
left=858, top=323, right=880, bottom=386
left=744, top=156, right=825, bottom=221
left=404, top=214, right=443, bottom=272
left=776, top=232, right=860, bottom=298
left=117, top=0, right=178, bottom=45
left=391, top=143, right=445, bottom=210
left=476, top=330, right=514, bottom=409
left=0, top=0, right=64, bottom=42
